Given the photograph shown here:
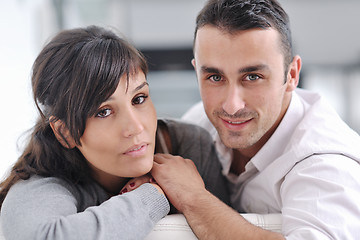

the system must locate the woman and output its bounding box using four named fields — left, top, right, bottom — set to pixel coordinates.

left=0, top=26, right=229, bottom=239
